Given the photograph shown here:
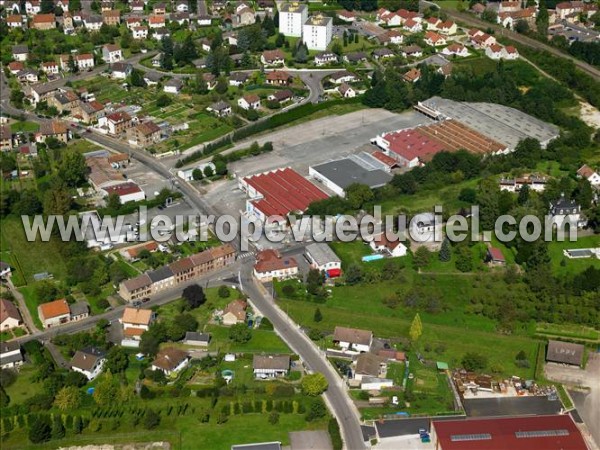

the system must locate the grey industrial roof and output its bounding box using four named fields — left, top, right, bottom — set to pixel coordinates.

left=311, top=158, right=392, bottom=191
left=547, top=340, right=584, bottom=366
left=420, top=97, right=559, bottom=150
left=147, top=266, right=174, bottom=282
left=305, top=243, right=341, bottom=266
left=566, top=249, right=592, bottom=258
